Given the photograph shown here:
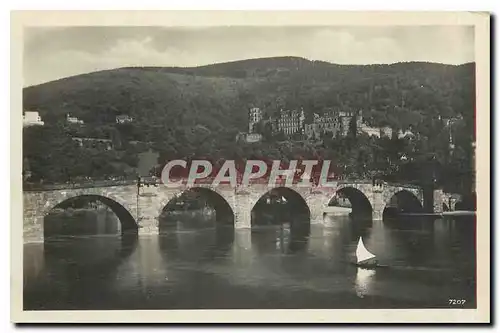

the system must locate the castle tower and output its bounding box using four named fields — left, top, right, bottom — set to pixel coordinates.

left=340, top=114, right=351, bottom=137
left=299, top=108, right=306, bottom=131
left=248, top=107, right=262, bottom=133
